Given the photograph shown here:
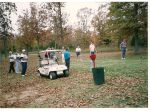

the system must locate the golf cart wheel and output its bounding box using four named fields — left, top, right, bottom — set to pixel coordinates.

left=49, top=72, right=57, bottom=80
left=64, top=70, right=69, bottom=77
